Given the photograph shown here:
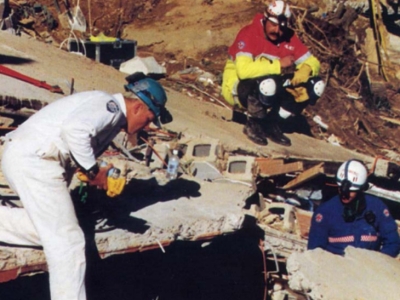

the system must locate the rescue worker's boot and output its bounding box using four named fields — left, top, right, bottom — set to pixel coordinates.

left=243, top=117, right=268, bottom=145
left=263, top=114, right=291, bottom=146
left=243, top=95, right=268, bottom=145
